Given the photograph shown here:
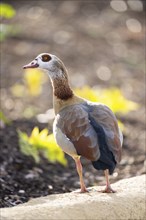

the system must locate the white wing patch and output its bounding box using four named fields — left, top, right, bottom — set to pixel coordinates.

left=53, top=118, right=78, bottom=157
